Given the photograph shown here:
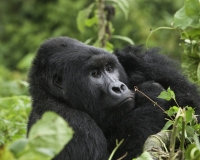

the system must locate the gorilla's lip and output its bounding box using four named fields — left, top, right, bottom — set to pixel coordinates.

left=117, top=96, right=135, bottom=108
